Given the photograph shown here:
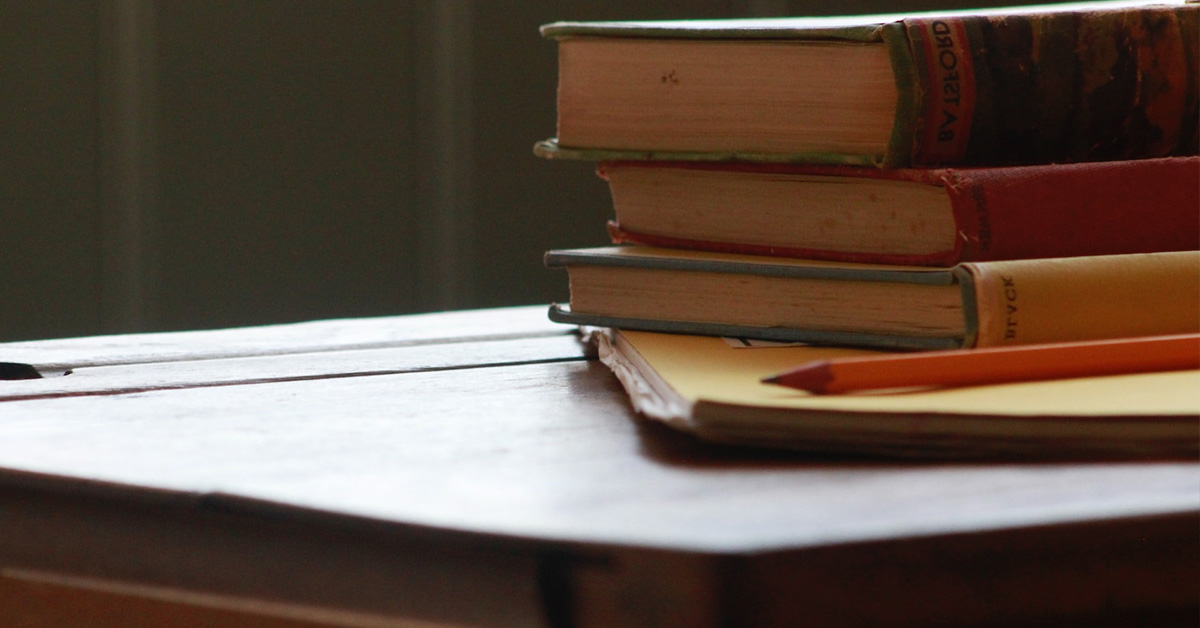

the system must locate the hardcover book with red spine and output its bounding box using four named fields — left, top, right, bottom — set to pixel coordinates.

left=597, top=156, right=1199, bottom=266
